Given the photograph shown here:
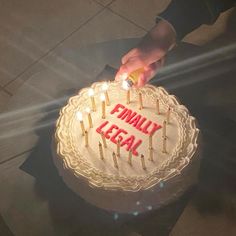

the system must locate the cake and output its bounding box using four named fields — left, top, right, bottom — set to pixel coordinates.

left=53, top=81, right=200, bottom=214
